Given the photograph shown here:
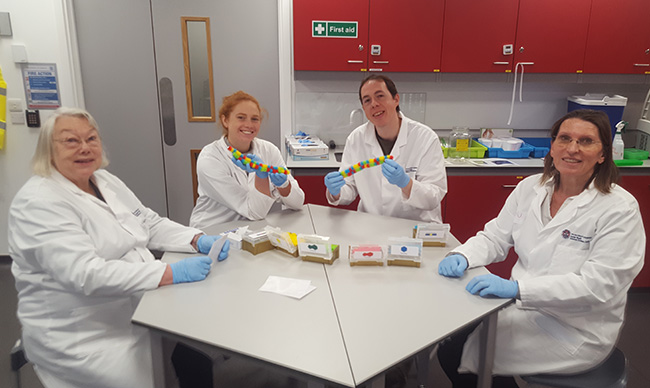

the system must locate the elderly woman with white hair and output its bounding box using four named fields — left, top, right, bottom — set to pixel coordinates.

left=8, top=107, right=230, bottom=388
